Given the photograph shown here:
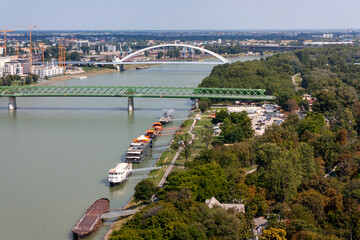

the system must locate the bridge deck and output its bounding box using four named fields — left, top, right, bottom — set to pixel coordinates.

left=0, top=86, right=275, bottom=100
